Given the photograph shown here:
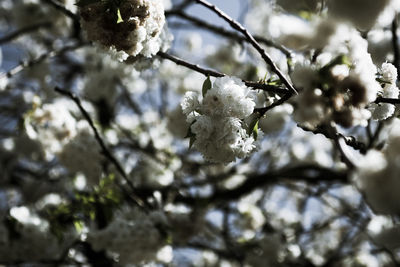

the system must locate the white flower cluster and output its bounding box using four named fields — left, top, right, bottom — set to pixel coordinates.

left=291, top=24, right=381, bottom=128
left=23, top=99, right=104, bottom=185
left=13, top=0, right=76, bottom=37
left=327, top=0, right=392, bottom=30
left=24, top=99, right=79, bottom=158
left=79, top=47, right=145, bottom=108
left=79, top=0, right=167, bottom=60
left=87, top=208, right=171, bottom=265
left=181, top=77, right=257, bottom=163
left=58, top=129, right=103, bottom=186
left=370, top=63, right=399, bottom=120
left=353, top=119, right=400, bottom=215
left=0, top=207, right=76, bottom=262
left=276, top=0, right=321, bottom=13
left=131, top=154, right=181, bottom=188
